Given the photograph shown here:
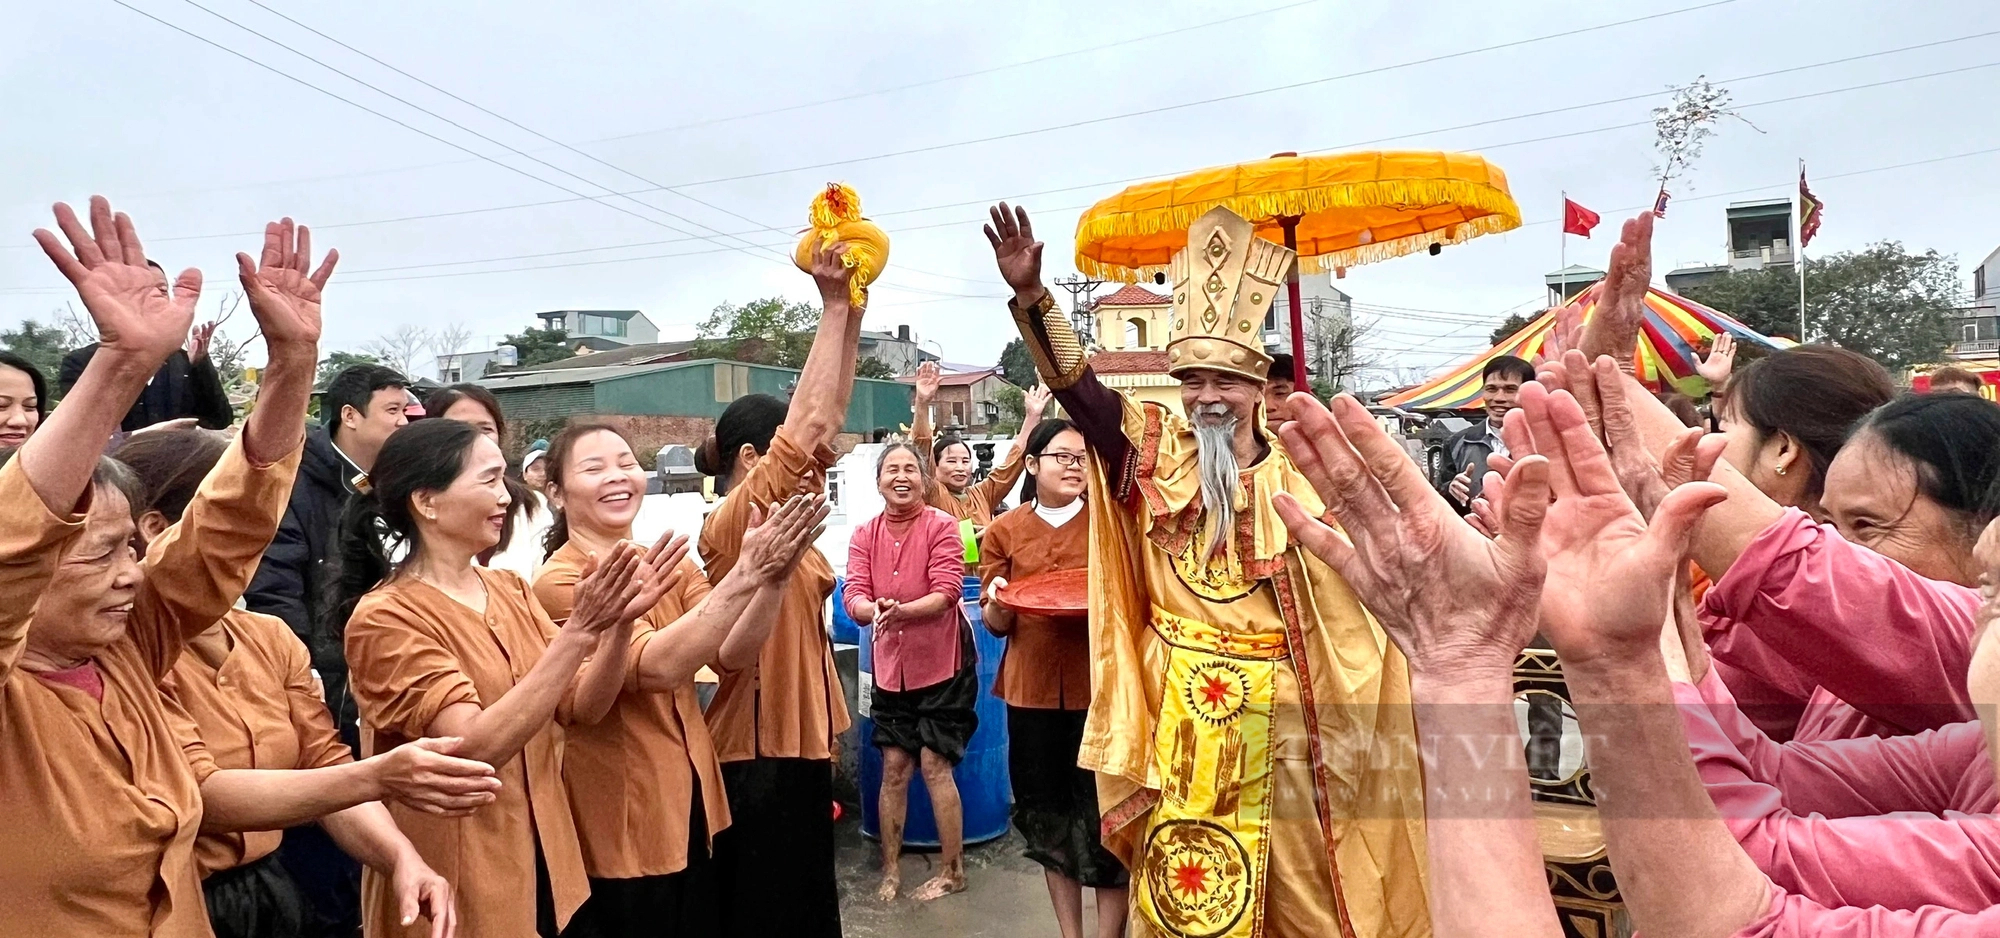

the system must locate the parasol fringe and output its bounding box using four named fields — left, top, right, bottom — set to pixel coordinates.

left=1074, top=177, right=1522, bottom=282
